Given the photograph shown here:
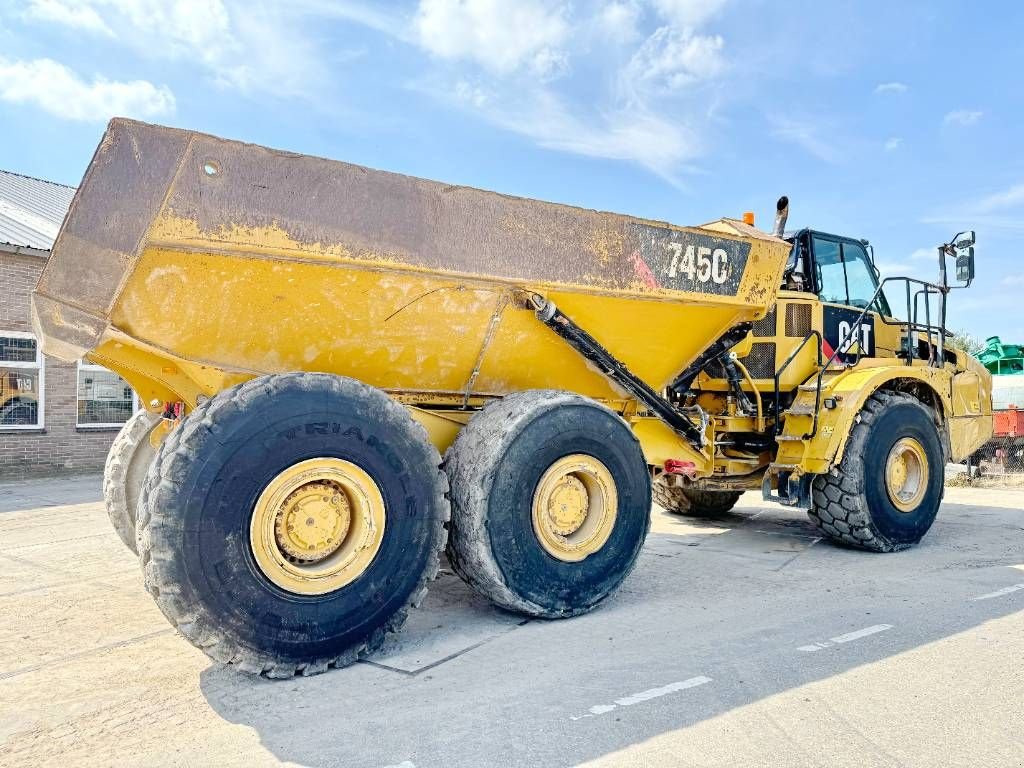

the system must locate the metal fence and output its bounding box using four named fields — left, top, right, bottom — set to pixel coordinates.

left=977, top=435, right=1024, bottom=475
